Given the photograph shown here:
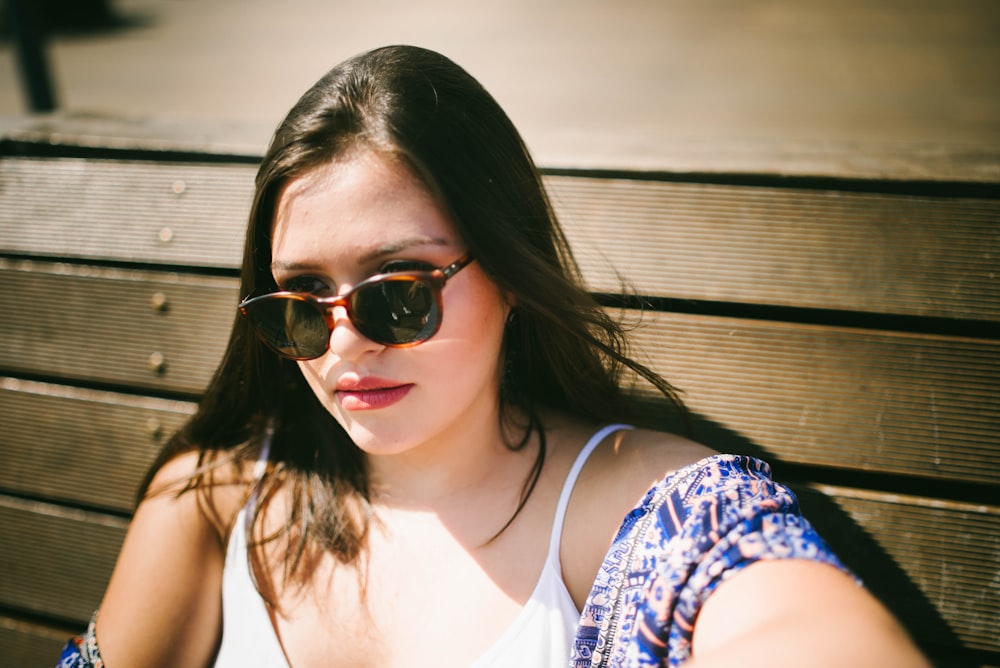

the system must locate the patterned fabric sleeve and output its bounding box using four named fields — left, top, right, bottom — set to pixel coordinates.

left=56, top=612, right=103, bottom=668
left=572, top=454, right=851, bottom=668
